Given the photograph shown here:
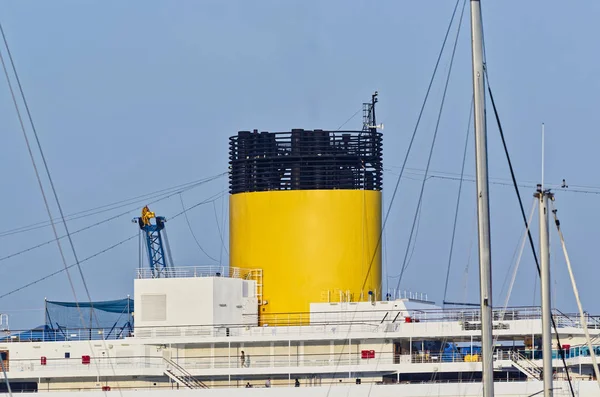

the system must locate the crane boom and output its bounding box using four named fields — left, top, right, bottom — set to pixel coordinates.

left=136, top=206, right=170, bottom=278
